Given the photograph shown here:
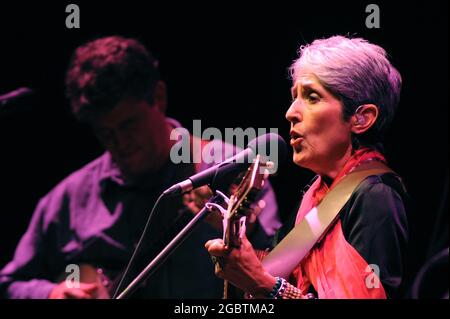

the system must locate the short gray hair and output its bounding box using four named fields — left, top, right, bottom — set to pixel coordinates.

left=289, top=35, right=402, bottom=151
